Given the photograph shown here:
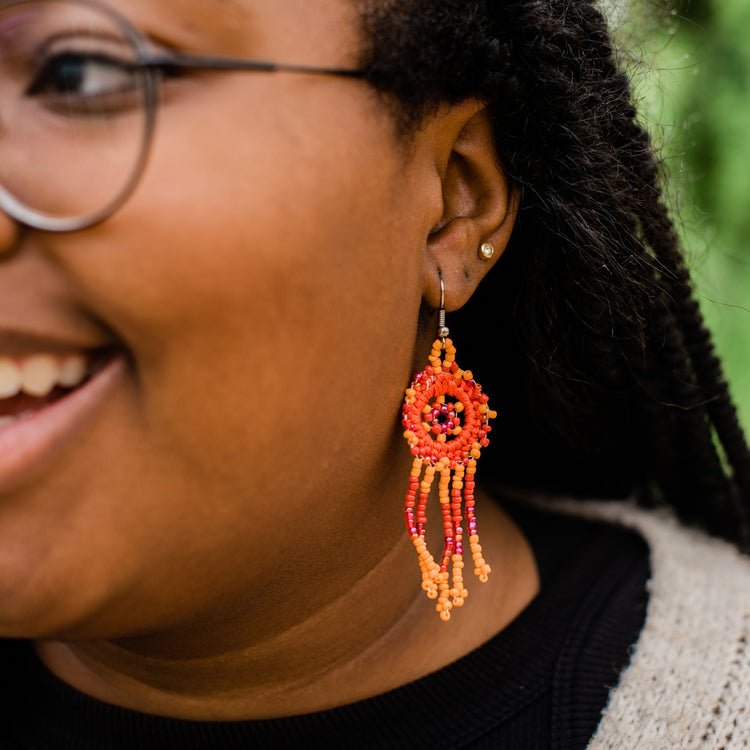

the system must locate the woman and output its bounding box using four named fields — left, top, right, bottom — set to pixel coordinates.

left=0, top=0, right=748, bottom=747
